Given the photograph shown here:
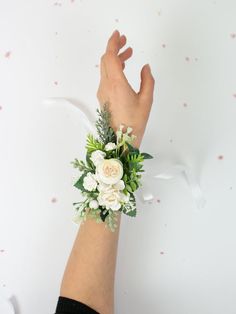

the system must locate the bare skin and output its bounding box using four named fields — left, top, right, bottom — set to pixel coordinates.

left=59, top=29, right=155, bottom=314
